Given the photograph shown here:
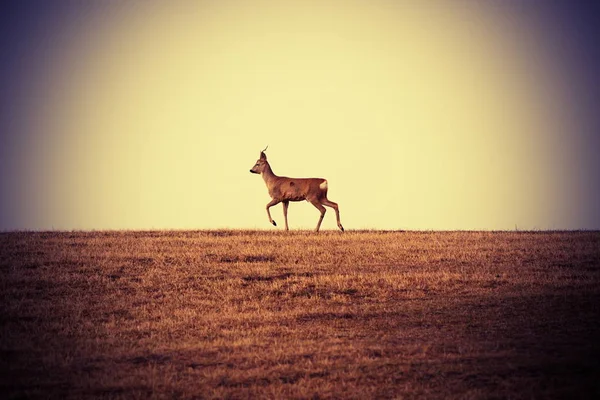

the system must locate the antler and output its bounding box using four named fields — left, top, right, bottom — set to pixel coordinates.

left=262, top=145, right=269, bottom=152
